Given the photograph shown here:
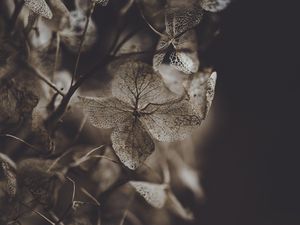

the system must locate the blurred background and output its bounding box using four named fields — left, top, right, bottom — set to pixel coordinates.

left=199, top=0, right=299, bottom=225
